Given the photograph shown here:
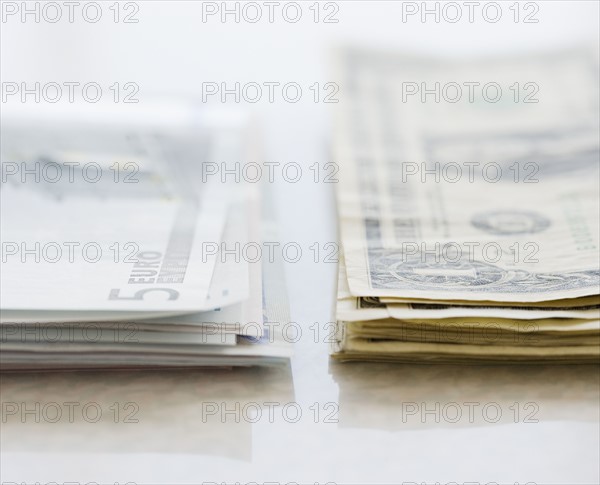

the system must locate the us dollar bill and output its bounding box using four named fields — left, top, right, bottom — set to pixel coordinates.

left=331, top=337, right=600, bottom=364
left=337, top=253, right=600, bottom=321
left=343, top=319, right=600, bottom=347
left=334, top=47, right=600, bottom=302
